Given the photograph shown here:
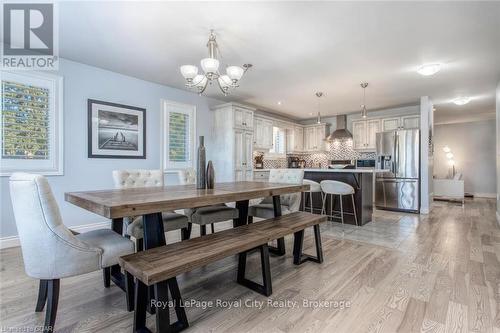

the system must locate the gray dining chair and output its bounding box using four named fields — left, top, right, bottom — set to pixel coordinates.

left=112, top=169, right=190, bottom=250
left=9, top=173, right=135, bottom=332
left=248, top=169, right=304, bottom=220
left=178, top=168, right=239, bottom=237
